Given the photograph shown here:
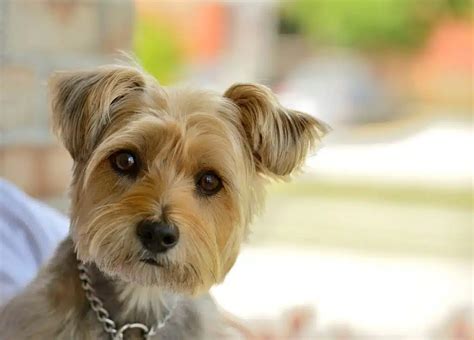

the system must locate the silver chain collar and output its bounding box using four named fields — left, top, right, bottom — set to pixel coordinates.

left=77, top=261, right=176, bottom=340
